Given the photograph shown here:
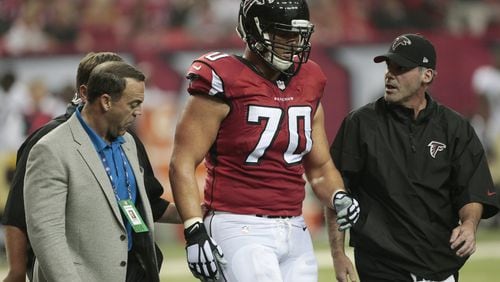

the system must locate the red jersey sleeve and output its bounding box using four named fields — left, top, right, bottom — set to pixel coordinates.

left=186, top=52, right=229, bottom=99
